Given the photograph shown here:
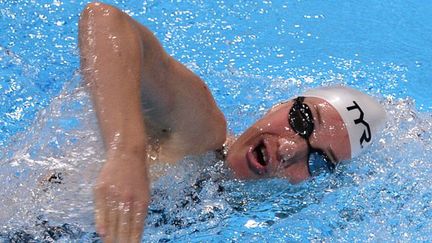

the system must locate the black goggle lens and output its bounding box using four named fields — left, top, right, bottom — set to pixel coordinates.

left=288, top=96, right=335, bottom=176
left=289, top=97, right=315, bottom=138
